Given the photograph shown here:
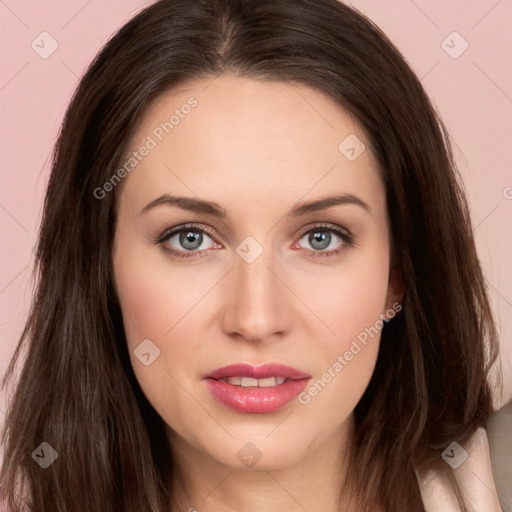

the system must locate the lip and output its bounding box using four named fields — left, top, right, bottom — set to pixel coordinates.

left=204, top=363, right=311, bottom=414
left=204, top=363, right=310, bottom=381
